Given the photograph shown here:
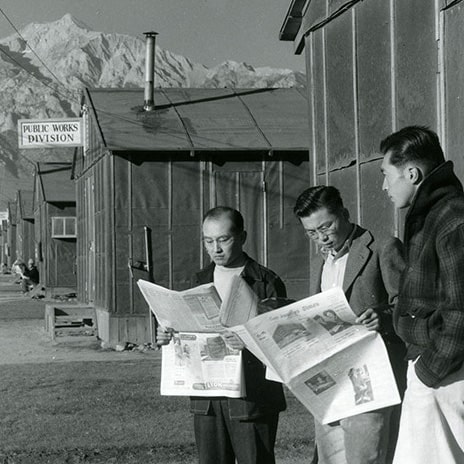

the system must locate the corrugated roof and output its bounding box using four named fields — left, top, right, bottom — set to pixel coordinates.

left=86, top=88, right=309, bottom=152
left=37, top=163, right=75, bottom=203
